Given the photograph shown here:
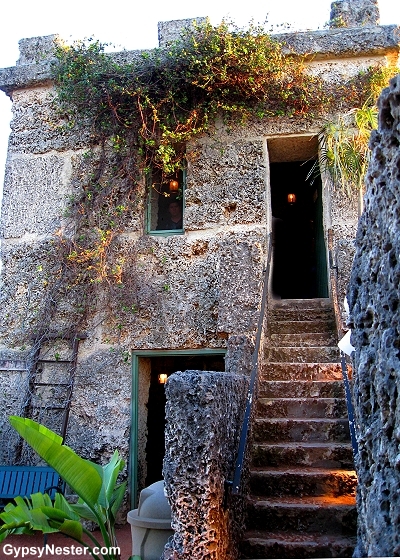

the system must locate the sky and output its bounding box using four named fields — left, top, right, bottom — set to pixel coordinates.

left=0, top=0, right=399, bottom=197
